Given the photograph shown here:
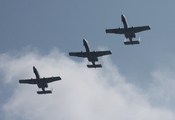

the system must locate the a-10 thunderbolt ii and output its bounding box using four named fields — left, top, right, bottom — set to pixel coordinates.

left=69, top=39, right=112, bottom=68
left=19, top=66, right=61, bottom=94
left=106, top=14, right=151, bottom=45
